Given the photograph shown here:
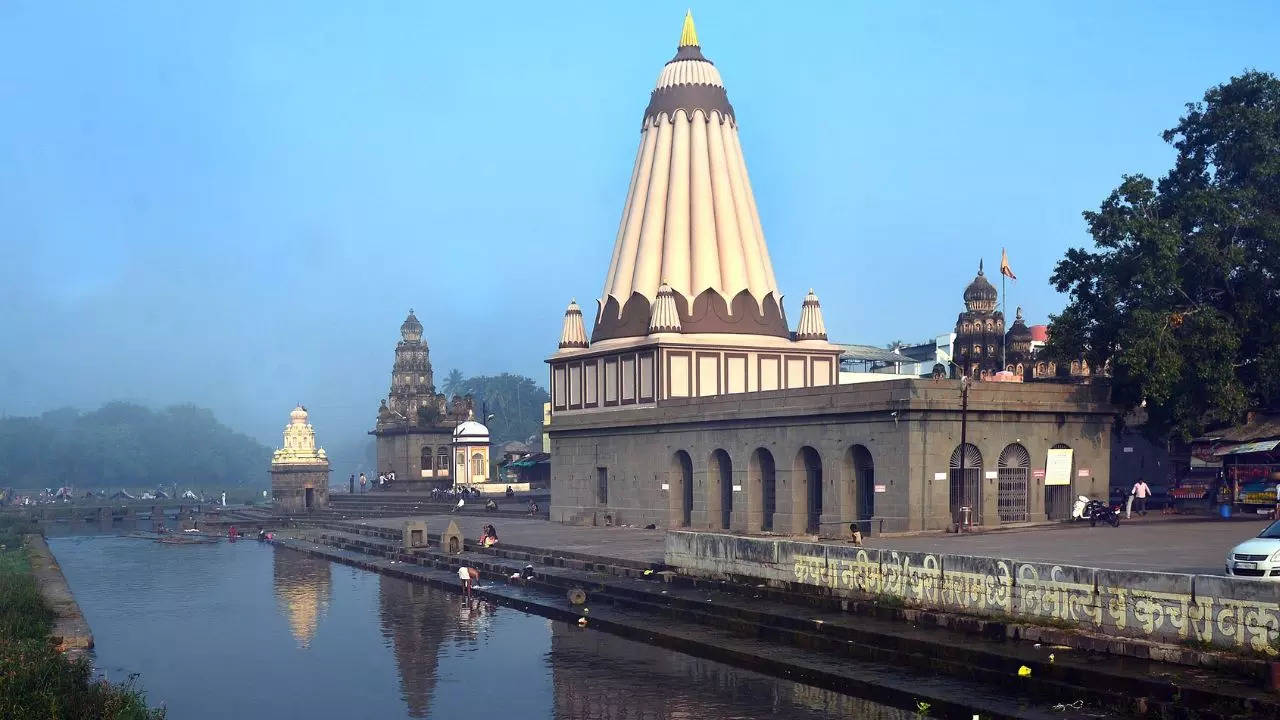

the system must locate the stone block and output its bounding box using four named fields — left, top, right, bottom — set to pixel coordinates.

left=441, top=520, right=464, bottom=554
left=938, top=554, right=1017, bottom=614
left=878, top=550, right=942, bottom=605
left=1193, top=573, right=1279, bottom=603
left=402, top=520, right=428, bottom=550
